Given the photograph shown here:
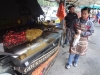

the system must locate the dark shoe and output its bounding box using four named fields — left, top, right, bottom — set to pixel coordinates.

left=73, top=63, right=77, bottom=67
left=65, top=64, right=72, bottom=69
left=62, top=44, right=67, bottom=48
